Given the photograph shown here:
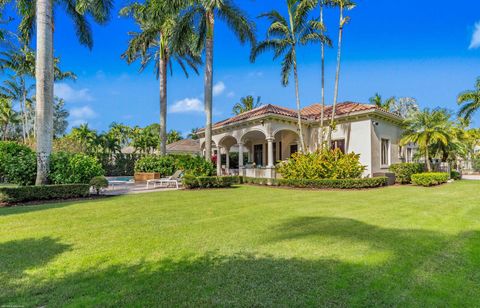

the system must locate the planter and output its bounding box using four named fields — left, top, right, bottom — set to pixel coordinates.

left=134, top=172, right=161, bottom=182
